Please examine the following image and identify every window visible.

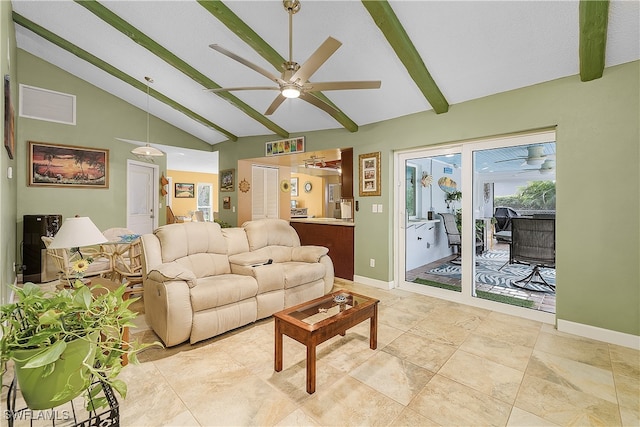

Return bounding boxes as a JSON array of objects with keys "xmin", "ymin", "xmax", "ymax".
[{"xmin": 197, "ymin": 183, "xmax": 213, "ymax": 221}]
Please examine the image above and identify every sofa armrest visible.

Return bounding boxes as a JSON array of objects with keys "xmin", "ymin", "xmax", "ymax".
[
  {"xmin": 291, "ymin": 246, "xmax": 329, "ymax": 263},
  {"xmin": 147, "ymin": 262, "xmax": 198, "ymax": 288},
  {"xmin": 228, "ymin": 251, "xmax": 271, "ymax": 267}
]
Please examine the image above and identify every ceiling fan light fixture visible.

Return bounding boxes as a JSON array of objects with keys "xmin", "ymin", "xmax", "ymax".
[
  {"xmin": 281, "ymin": 84, "xmax": 301, "ymax": 98},
  {"xmin": 525, "ymin": 157, "xmax": 545, "ymax": 166}
]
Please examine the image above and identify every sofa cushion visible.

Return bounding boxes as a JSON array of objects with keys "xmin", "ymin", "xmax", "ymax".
[
  {"xmin": 190, "ymin": 274, "xmax": 258, "ymax": 312},
  {"xmin": 243, "ymin": 219, "xmax": 300, "ymax": 251},
  {"xmin": 283, "ymin": 262, "xmax": 326, "ymax": 289},
  {"xmin": 222, "ymin": 227, "xmax": 250, "ymax": 255},
  {"xmin": 155, "ymin": 222, "xmax": 227, "ymax": 262},
  {"xmin": 175, "ymin": 253, "xmax": 231, "ymax": 278}
]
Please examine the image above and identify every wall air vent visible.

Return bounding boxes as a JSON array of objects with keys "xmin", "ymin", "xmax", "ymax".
[{"xmin": 19, "ymin": 84, "xmax": 76, "ymax": 125}]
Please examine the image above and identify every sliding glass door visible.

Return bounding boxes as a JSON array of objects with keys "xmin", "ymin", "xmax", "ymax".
[{"xmin": 397, "ymin": 131, "xmax": 556, "ymax": 319}]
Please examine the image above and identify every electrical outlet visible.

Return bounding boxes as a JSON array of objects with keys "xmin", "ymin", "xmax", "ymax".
[{"xmin": 369, "ymin": 258, "xmax": 375, "ymax": 267}]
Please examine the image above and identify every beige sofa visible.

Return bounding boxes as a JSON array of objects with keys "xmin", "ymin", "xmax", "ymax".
[{"xmin": 140, "ymin": 218, "xmax": 334, "ymax": 346}]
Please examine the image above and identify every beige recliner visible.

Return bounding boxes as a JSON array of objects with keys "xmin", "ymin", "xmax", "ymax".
[{"xmin": 140, "ymin": 219, "xmax": 333, "ymax": 347}]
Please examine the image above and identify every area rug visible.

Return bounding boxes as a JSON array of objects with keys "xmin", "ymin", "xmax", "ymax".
[{"xmin": 428, "ymin": 250, "xmax": 555, "ymax": 293}]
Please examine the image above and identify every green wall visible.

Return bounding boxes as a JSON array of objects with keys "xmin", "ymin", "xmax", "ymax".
[
  {"xmin": 217, "ymin": 61, "xmax": 639, "ymax": 337},
  {"xmin": 1, "ymin": 1, "xmax": 18, "ymax": 304},
  {"xmin": 14, "ymin": 51, "xmax": 213, "ymax": 274}
]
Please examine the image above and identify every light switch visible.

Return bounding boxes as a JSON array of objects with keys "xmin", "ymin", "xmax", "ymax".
[
  {"xmin": 377, "ymin": 204, "xmax": 383, "ymax": 213},
  {"xmin": 372, "ymin": 204, "xmax": 378, "ymax": 213}
]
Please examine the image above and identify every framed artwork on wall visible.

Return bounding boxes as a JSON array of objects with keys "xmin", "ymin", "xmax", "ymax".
[
  {"xmin": 28, "ymin": 141, "xmax": 109, "ymax": 188},
  {"xmin": 220, "ymin": 168, "xmax": 235, "ymax": 192},
  {"xmin": 265, "ymin": 136, "xmax": 305, "ymax": 156},
  {"xmin": 359, "ymin": 151, "xmax": 381, "ymax": 196},
  {"xmin": 175, "ymin": 182, "xmax": 195, "ymax": 198},
  {"xmin": 290, "ymin": 177, "xmax": 299, "ymax": 196}
]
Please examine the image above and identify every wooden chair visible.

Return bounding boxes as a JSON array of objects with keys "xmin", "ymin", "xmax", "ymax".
[
  {"xmin": 510, "ymin": 217, "xmax": 555, "ymax": 290},
  {"xmin": 112, "ymin": 238, "xmax": 143, "ymax": 296},
  {"xmin": 42, "ymin": 236, "xmax": 112, "ymax": 287},
  {"xmin": 166, "ymin": 206, "xmax": 177, "ymax": 224},
  {"xmin": 101, "ymin": 228, "xmax": 135, "ymax": 281}
]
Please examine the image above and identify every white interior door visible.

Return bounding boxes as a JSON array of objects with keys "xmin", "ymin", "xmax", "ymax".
[
  {"xmin": 251, "ymin": 165, "xmax": 279, "ymax": 220},
  {"xmin": 127, "ymin": 160, "xmax": 158, "ymax": 234}
]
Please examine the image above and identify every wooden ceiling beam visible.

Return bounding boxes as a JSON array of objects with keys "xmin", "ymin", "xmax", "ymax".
[
  {"xmin": 12, "ymin": 12, "xmax": 239, "ymax": 142},
  {"xmin": 579, "ymin": 0, "xmax": 609, "ymax": 82},
  {"xmin": 362, "ymin": 0, "xmax": 449, "ymax": 114},
  {"xmin": 197, "ymin": 0, "xmax": 359, "ymax": 133},
  {"xmin": 76, "ymin": 0, "xmax": 289, "ymax": 138}
]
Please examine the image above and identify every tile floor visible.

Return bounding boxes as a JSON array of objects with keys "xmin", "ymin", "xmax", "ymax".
[{"xmin": 3, "ymin": 279, "xmax": 639, "ymax": 426}]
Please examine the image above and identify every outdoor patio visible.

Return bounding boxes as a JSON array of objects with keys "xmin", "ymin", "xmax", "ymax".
[{"xmin": 406, "ymin": 243, "xmax": 556, "ymax": 314}]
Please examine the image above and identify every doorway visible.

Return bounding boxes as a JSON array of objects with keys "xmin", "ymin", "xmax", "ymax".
[
  {"xmin": 396, "ymin": 130, "xmax": 556, "ymax": 322},
  {"xmin": 127, "ymin": 160, "xmax": 159, "ymax": 235}
]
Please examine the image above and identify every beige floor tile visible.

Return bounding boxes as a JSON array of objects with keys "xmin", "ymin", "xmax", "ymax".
[
  {"xmin": 301, "ymin": 376, "xmax": 404, "ymax": 426},
  {"xmin": 315, "ymin": 333, "xmax": 378, "ymax": 373},
  {"xmin": 408, "ymin": 374, "xmax": 512, "ymax": 427},
  {"xmin": 389, "ymin": 296, "xmax": 439, "ymax": 318},
  {"xmin": 187, "ymin": 374, "xmax": 298, "ymax": 426},
  {"xmin": 266, "ymin": 358, "xmax": 345, "ymax": 404},
  {"xmin": 610, "ymin": 343, "xmax": 640, "ymax": 379},
  {"xmin": 526, "ymin": 350, "xmax": 617, "ymax": 404},
  {"xmin": 439, "ymin": 350, "xmax": 524, "ymax": 404},
  {"xmin": 378, "ymin": 304, "xmax": 424, "ymax": 331},
  {"xmin": 382, "ymin": 331, "xmax": 456, "ymax": 373},
  {"xmin": 535, "ymin": 331, "xmax": 612, "ymax": 370},
  {"xmin": 275, "ymin": 408, "xmax": 321, "ymax": 426},
  {"xmin": 459, "ymin": 333, "xmax": 533, "ymax": 372},
  {"xmin": 614, "ymin": 372, "xmax": 640, "ymax": 410},
  {"xmin": 348, "ymin": 319, "xmax": 405, "ymax": 349},
  {"xmin": 515, "ymin": 374, "xmax": 622, "ymax": 426},
  {"xmin": 349, "ymin": 351, "xmax": 434, "ymax": 405},
  {"xmin": 473, "ymin": 314, "xmax": 541, "ymax": 348},
  {"xmin": 620, "ymin": 405, "xmax": 640, "ymax": 427},
  {"xmin": 390, "ymin": 407, "xmax": 442, "ymax": 426},
  {"xmin": 118, "ymin": 362, "xmax": 200, "ymax": 426},
  {"xmin": 506, "ymin": 406, "xmax": 560, "ymax": 426},
  {"xmin": 409, "ymin": 316, "xmax": 477, "ymax": 347}
]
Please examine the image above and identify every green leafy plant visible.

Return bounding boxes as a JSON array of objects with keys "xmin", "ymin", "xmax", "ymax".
[{"xmin": 0, "ymin": 281, "xmax": 160, "ymax": 409}]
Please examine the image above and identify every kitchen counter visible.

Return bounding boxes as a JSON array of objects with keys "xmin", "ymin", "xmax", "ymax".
[
  {"xmin": 290, "ymin": 219, "xmax": 354, "ymax": 280},
  {"xmin": 290, "ymin": 218, "xmax": 355, "ymax": 227}
]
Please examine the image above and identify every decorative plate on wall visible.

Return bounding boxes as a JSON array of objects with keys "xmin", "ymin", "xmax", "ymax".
[
  {"xmin": 304, "ymin": 181, "xmax": 312, "ymax": 193},
  {"xmin": 239, "ymin": 179, "xmax": 250, "ymax": 193},
  {"xmin": 280, "ymin": 180, "xmax": 291, "ymax": 192}
]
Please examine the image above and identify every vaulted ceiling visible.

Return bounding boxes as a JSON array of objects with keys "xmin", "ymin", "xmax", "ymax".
[{"xmin": 11, "ymin": 0, "xmax": 640, "ymax": 150}]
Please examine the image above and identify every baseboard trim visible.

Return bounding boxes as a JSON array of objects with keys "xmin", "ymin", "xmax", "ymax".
[
  {"xmin": 557, "ymin": 319, "xmax": 640, "ymax": 349},
  {"xmin": 353, "ymin": 275, "xmax": 394, "ymax": 290}
]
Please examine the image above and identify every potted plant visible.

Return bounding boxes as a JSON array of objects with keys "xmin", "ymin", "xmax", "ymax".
[{"xmin": 0, "ymin": 278, "xmax": 157, "ymax": 410}]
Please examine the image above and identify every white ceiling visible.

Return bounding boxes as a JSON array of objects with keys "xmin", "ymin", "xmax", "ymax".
[{"xmin": 10, "ymin": 0, "xmax": 640, "ymax": 171}]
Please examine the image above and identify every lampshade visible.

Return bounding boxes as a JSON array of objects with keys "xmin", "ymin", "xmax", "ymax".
[
  {"xmin": 132, "ymin": 144, "xmax": 164, "ymax": 156},
  {"xmin": 48, "ymin": 217, "xmax": 107, "ymax": 249}
]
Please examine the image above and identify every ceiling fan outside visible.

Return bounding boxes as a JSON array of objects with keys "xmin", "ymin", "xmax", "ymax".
[
  {"xmin": 495, "ymin": 145, "xmax": 549, "ymax": 166},
  {"xmin": 518, "ymin": 158, "xmax": 556, "ymax": 174},
  {"xmin": 208, "ymin": 0, "xmax": 381, "ymax": 116}
]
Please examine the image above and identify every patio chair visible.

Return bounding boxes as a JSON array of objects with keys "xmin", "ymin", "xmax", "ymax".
[
  {"xmin": 439, "ymin": 213, "xmax": 463, "ymax": 264},
  {"xmin": 194, "ymin": 210, "xmax": 206, "ymax": 222},
  {"xmin": 510, "ymin": 217, "xmax": 555, "ymax": 291}
]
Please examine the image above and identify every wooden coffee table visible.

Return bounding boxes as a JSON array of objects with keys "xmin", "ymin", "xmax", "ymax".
[{"xmin": 273, "ymin": 290, "xmax": 379, "ymax": 394}]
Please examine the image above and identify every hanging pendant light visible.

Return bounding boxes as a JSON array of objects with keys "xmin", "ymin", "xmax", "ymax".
[{"xmin": 129, "ymin": 76, "xmax": 164, "ymax": 157}]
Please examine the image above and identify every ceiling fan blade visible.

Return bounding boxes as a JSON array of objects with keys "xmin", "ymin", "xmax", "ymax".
[
  {"xmin": 291, "ymin": 37, "xmax": 342, "ymax": 83},
  {"xmin": 206, "ymin": 86, "xmax": 280, "ymax": 93},
  {"xmin": 303, "ymin": 81, "xmax": 382, "ymax": 92},
  {"xmin": 264, "ymin": 94, "xmax": 287, "ymax": 116},
  {"xmin": 299, "ymin": 92, "xmax": 341, "ymax": 118},
  {"xmin": 494, "ymin": 157, "xmax": 527, "ymax": 163},
  {"xmin": 209, "ymin": 44, "xmax": 284, "ymax": 84}
]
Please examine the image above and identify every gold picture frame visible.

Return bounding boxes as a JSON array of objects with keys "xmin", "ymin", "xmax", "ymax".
[
  {"xmin": 359, "ymin": 151, "xmax": 381, "ymax": 197},
  {"xmin": 220, "ymin": 168, "xmax": 235, "ymax": 192},
  {"xmin": 28, "ymin": 141, "xmax": 109, "ymax": 188}
]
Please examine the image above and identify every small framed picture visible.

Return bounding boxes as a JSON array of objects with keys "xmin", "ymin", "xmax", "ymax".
[
  {"xmin": 223, "ymin": 196, "xmax": 231, "ymax": 209},
  {"xmin": 290, "ymin": 177, "xmax": 299, "ymax": 197},
  {"xmin": 359, "ymin": 151, "xmax": 381, "ymax": 197},
  {"xmin": 220, "ymin": 168, "xmax": 235, "ymax": 192},
  {"xmin": 175, "ymin": 182, "xmax": 194, "ymax": 198}
]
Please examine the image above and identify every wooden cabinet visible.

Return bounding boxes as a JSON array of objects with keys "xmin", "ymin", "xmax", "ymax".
[
  {"xmin": 290, "ymin": 221, "xmax": 354, "ymax": 280},
  {"xmin": 340, "ymin": 148, "xmax": 353, "ymax": 199}
]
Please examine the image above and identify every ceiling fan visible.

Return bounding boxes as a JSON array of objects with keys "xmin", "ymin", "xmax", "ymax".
[
  {"xmin": 519, "ymin": 158, "xmax": 556, "ymax": 174},
  {"xmin": 495, "ymin": 145, "xmax": 549, "ymax": 166},
  {"xmin": 207, "ymin": 0, "xmax": 381, "ymax": 116}
]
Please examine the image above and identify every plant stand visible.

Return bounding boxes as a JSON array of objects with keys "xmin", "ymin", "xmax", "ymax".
[{"xmin": 5, "ymin": 374, "xmax": 119, "ymax": 427}]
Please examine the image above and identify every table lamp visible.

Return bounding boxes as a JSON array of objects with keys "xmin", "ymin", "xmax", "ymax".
[{"xmin": 48, "ymin": 216, "xmax": 107, "ymax": 257}]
